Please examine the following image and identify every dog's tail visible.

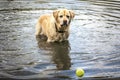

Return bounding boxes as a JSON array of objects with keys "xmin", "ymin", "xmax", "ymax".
[{"xmin": 35, "ymin": 20, "xmax": 42, "ymax": 36}]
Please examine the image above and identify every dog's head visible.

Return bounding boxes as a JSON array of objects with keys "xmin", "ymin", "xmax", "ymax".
[{"xmin": 53, "ymin": 9, "xmax": 75, "ymax": 27}]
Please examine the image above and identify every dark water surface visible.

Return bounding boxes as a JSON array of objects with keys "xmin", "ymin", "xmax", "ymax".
[{"xmin": 0, "ymin": 0, "xmax": 120, "ymax": 80}]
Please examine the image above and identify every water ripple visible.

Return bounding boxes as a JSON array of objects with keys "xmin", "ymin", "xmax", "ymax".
[{"xmin": 0, "ymin": 0, "xmax": 120, "ymax": 79}]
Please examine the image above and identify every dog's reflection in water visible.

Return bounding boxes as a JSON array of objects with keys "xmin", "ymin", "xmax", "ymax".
[{"xmin": 36, "ymin": 36, "xmax": 71, "ymax": 70}]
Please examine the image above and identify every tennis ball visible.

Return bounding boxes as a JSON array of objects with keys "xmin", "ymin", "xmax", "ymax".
[{"xmin": 76, "ymin": 68, "xmax": 84, "ymax": 77}]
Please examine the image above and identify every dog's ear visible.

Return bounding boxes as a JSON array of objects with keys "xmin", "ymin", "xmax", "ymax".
[
  {"xmin": 53, "ymin": 10, "xmax": 59, "ymax": 20},
  {"xmin": 69, "ymin": 10, "xmax": 75, "ymax": 19}
]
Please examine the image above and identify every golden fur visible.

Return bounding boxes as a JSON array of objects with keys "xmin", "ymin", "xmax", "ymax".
[{"xmin": 35, "ymin": 9, "xmax": 75, "ymax": 42}]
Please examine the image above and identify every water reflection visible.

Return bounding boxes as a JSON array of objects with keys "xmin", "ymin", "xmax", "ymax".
[
  {"xmin": 0, "ymin": 0, "xmax": 120, "ymax": 79},
  {"xmin": 36, "ymin": 36, "xmax": 71, "ymax": 70}
]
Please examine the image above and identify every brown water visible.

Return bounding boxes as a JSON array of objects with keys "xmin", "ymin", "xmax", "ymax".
[{"xmin": 0, "ymin": 0, "xmax": 120, "ymax": 80}]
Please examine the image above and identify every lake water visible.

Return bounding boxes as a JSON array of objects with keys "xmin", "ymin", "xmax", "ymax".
[{"xmin": 0, "ymin": 0, "xmax": 120, "ymax": 80}]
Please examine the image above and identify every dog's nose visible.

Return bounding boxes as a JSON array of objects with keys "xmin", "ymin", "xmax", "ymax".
[{"xmin": 63, "ymin": 20, "xmax": 67, "ymax": 25}]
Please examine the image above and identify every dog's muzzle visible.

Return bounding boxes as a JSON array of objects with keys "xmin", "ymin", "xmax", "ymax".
[{"xmin": 61, "ymin": 20, "xmax": 68, "ymax": 27}]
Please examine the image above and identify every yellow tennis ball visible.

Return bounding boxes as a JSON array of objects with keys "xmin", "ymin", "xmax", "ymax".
[{"xmin": 76, "ymin": 68, "xmax": 84, "ymax": 77}]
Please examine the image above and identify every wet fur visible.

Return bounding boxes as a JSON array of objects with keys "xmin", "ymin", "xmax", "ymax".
[{"xmin": 35, "ymin": 9, "xmax": 75, "ymax": 42}]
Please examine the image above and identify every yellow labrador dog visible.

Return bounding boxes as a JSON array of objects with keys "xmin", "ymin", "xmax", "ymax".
[{"xmin": 35, "ymin": 9, "xmax": 75, "ymax": 42}]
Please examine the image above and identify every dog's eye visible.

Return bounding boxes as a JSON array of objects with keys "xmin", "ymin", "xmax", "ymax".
[
  {"xmin": 60, "ymin": 15, "xmax": 63, "ymax": 18},
  {"xmin": 66, "ymin": 15, "xmax": 70, "ymax": 18}
]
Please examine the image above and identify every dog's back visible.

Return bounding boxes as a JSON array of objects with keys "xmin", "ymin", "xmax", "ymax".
[{"xmin": 35, "ymin": 9, "xmax": 75, "ymax": 42}]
